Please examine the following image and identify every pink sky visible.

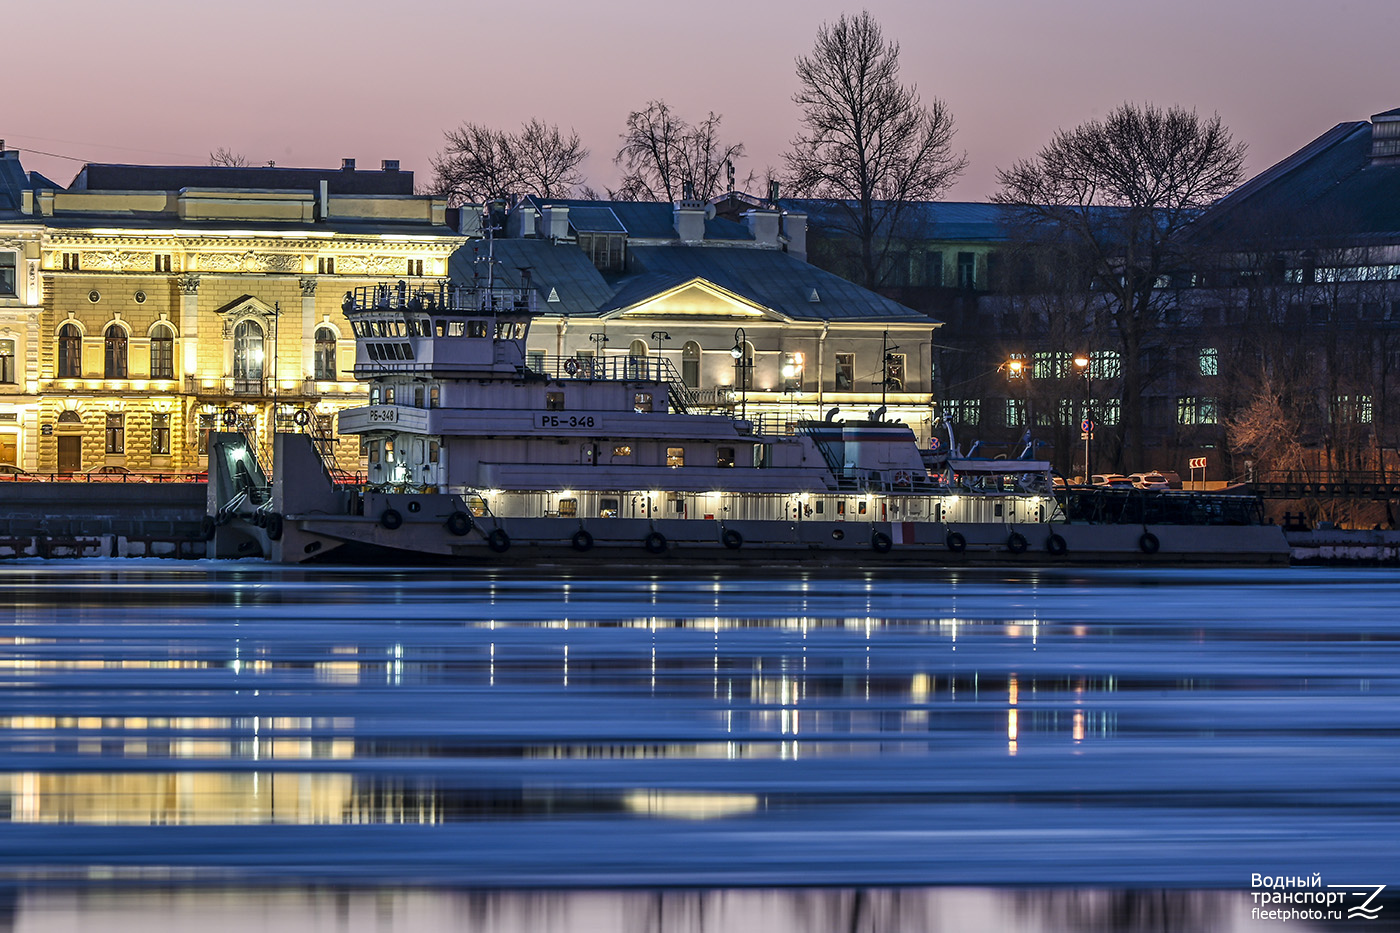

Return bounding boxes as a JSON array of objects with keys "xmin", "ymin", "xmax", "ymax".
[{"xmin": 11, "ymin": 0, "xmax": 1400, "ymax": 201}]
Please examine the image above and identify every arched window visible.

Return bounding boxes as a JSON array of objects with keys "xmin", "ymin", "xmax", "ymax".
[
  {"xmin": 149, "ymin": 323, "xmax": 175, "ymax": 380},
  {"xmin": 58, "ymin": 323, "xmax": 82, "ymax": 378},
  {"xmin": 233, "ymin": 319, "xmax": 265, "ymax": 391},
  {"xmin": 314, "ymin": 326, "xmax": 337, "ymax": 380},
  {"xmin": 57, "ymin": 409, "xmax": 81, "ymax": 424},
  {"xmin": 626, "ymin": 338, "xmax": 648, "ymax": 379},
  {"xmin": 682, "ymin": 341, "xmax": 701, "ymax": 388},
  {"xmin": 104, "ymin": 323, "xmax": 128, "ymax": 379}
]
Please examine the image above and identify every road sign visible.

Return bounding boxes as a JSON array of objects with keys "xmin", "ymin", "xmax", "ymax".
[
  {"xmin": 1189, "ymin": 456, "xmax": 1207, "ymax": 469},
  {"xmin": 929, "ymin": 437, "xmax": 941, "ymax": 450},
  {"xmin": 1080, "ymin": 417, "xmax": 1096, "ymax": 433},
  {"xmin": 1080, "ymin": 432, "xmax": 1094, "ymax": 441}
]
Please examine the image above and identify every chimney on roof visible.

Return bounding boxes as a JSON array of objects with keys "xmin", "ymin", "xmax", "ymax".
[
  {"xmin": 540, "ymin": 204, "xmax": 570, "ymax": 240},
  {"xmin": 381, "ymin": 159, "xmax": 400, "ymax": 172},
  {"xmin": 741, "ymin": 208, "xmax": 780, "ymax": 248},
  {"xmin": 341, "ymin": 158, "xmax": 356, "ymax": 171},
  {"xmin": 674, "ymin": 187, "xmax": 705, "ymax": 244},
  {"xmin": 1371, "ymin": 109, "xmax": 1400, "ymax": 164}
]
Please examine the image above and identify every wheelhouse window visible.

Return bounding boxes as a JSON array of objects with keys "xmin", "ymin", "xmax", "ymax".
[
  {"xmin": 314, "ymin": 326, "xmax": 337, "ymax": 380},
  {"xmin": 232, "ymin": 319, "xmax": 265, "ymax": 390},
  {"xmin": 633, "ymin": 393, "xmax": 653, "ymax": 413},
  {"xmin": 58, "ymin": 323, "xmax": 82, "ymax": 378},
  {"xmin": 546, "ymin": 391, "xmax": 565, "ymax": 411},
  {"xmin": 104, "ymin": 324, "xmax": 128, "ymax": 379},
  {"xmin": 666, "ymin": 447, "xmax": 684, "ymax": 468},
  {"xmin": 716, "ymin": 446, "xmax": 735, "ymax": 468},
  {"xmin": 149, "ymin": 324, "xmax": 175, "ymax": 379}
]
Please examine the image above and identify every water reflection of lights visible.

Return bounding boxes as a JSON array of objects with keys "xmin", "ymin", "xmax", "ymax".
[{"xmin": 623, "ymin": 789, "xmax": 759, "ymax": 820}]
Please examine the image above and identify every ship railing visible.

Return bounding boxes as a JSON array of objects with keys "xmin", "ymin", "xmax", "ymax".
[
  {"xmin": 525, "ymin": 354, "xmax": 686, "ymax": 390},
  {"xmin": 343, "ymin": 282, "xmax": 537, "ymax": 316}
]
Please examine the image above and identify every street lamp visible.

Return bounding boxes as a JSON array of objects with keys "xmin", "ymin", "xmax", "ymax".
[
  {"xmin": 588, "ymin": 332, "xmax": 608, "ymax": 377},
  {"xmin": 1074, "ymin": 354, "xmax": 1092, "ymax": 480},
  {"xmin": 730, "ymin": 327, "xmax": 749, "ymax": 421},
  {"xmin": 1005, "ymin": 357, "xmax": 1031, "ymax": 438}
]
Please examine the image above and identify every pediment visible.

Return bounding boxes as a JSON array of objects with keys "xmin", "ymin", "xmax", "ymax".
[
  {"xmin": 213, "ymin": 294, "xmax": 278, "ymax": 318},
  {"xmin": 606, "ymin": 277, "xmax": 789, "ymax": 321}
]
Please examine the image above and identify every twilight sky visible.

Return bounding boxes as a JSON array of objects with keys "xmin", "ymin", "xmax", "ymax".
[{"xmin": 10, "ymin": 0, "xmax": 1400, "ymax": 201}]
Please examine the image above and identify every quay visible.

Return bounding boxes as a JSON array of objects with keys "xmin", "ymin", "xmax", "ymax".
[{"xmin": 0, "ymin": 481, "xmax": 207, "ymax": 558}]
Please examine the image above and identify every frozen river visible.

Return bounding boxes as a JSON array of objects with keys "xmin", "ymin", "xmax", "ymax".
[{"xmin": 0, "ymin": 562, "xmax": 1396, "ymax": 930}]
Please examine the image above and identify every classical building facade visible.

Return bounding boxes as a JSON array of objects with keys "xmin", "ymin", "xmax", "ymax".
[
  {"xmin": 0, "ymin": 158, "xmax": 461, "ymax": 474},
  {"xmin": 0, "ymin": 148, "xmax": 45, "ymax": 467},
  {"xmin": 461, "ymin": 196, "xmax": 940, "ymax": 442}
]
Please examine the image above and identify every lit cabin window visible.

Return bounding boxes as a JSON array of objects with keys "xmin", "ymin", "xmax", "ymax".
[
  {"xmin": 369, "ymin": 385, "xmax": 381, "ymax": 404},
  {"xmin": 428, "ymin": 440, "xmax": 440, "ymax": 463},
  {"xmin": 666, "ymin": 447, "xmax": 684, "ymax": 468},
  {"xmin": 600, "ymin": 497, "xmax": 619, "ymax": 518},
  {"xmin": 668, "ymin": 494, "xmax": 685, "ymax": 514},
  {"xmin": 384, "ymin": 386, "xmax": 395, "ymax": 405},
  {"xmin": 447, "ymin": 321, "xmax": 465, "ymax": 337},
  {"xmin": 612, "ymin": 445, "xmax": 632, "ymax": 457},
  {"xmin": 558, "ymin": 498, "xmax": 578, "ymax": 518},
  {"xmin": 384, "ymin": 439, "xmax": 395, "ymax": 462},
  {"xmin": 858, "ymin": 501, "xmax": 868, "ymax": 514},
  {"xmin": 467, "ymin": 495, "xmax": 487, "ymax": 516},
  {"xmin": 634, "ymin": 393, "xmax": 653, "ymax": 413},
  {"xmin": 716, "ymin": 446, "xmax": 735, "ymax": 468},
  {"xmin": 546, "ymin": 392, "xmax": 565, "ymax": 411},
  {"xmin": 429, "ymin": 386, "xmax": 440, "ymax": 408},
  {"xmin": 468, "ymin": 321, "xmax": 488, "ymax": 338}
]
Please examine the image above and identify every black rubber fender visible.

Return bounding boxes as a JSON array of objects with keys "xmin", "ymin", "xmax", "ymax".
[
  {"xmin": 488, "ymin": 528, "xmax": 511, "ymax": 553},
  {"xmin": 445, "ymin": 511, "xmax": 473, "ymax": 536},
  {"xmin": 1139, "ymin": 531, "xmax": 1161, "ymax": 554},
  {"xmin": 1007, "ymin": 531, "xmax": 1028, "ymax": 554},
  {"xmin": 871, "ymin": 530, "xmax": 893, "ymax": 553},
  {"xmin": 721, "ymin": 528, "xmax": 743, "ymax": 550},
  {"xmin": 265, "ymin": 513, "xmax": 284, "ymax": 541},
  {"xmin": 1045, "ymin": 532, "xmax": 1067, "ymax": 556},
  {"xmin": 380, "ymin": 508, "xmax": 403, "ymax": 530},
  {"xmin": 571, "ymin": 528, "xmax": 594, "ymax": 552},
  {"xmin": 946, "ymin": 531, "xmax": 967, "ymax": 553},
  {"xmin": 644, "ymin": 531, "xmax": 667, "ymax": 554}
]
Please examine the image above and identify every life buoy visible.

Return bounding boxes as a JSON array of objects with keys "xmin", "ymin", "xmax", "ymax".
[
  {"xmin": 644, "ymin": 531, "xmax": 667, "ymax": 554},
  {"xmin": 380, "ymin": 508, "xmax": 403, "ymax": 530},
  {"xmin": 293, "ymin": 409, "xmax": 311, "ymax": 427},
  {"xmin": 1045, "ymin": 533, "xmax": 1067, "ymax": 556},
  {"xmin": 571, "ymin": 529, "xmax": 594, "ymax": 551},
  {"xmin": 946, "ymin": 531, "xmax": 967, "ymax": 553},
  {"xmin": 1007, "ymin": 531, "xmax": 1028, "ymax": 554},
  {"xmin": 1139, "ymin": 531, "xmax": 1160, "ymax": 554},
  {"xmin": 199, "ymin": 516, "xmax": 216, "ymax": 541},
  {"xmin": 564, "ymin": 358, "xmax": 579, "ymax": 376},
  {"xmin": 488, "ymin": 528, "xmax": 511, "ymax": 552},
  {"xmin": 871, "ymin": 530, "xmax": 893, "ymax": 553},
  {"xmin": 266, "ymin": 513, "xmax": 284, "ymax": 541},
  {"xmin": 446, "ymin": 511, "xmax": 473, "ymax": 536},
  {"xmin": 721, "ymin": 528, "xmax": 743, "ymax": 550}
]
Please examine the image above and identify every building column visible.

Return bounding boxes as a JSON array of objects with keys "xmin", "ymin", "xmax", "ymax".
[
  {"xmin": 299, "ymin": 276, "xmax": 317, "ymax": 381},
  {"xmin": 178, "ymin": 274, "xmax": 199, "ymax": 378}
]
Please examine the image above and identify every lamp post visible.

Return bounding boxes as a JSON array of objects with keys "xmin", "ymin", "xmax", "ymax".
[
  {"xmin": 1074, "ymin": 354, "xmax": 1092, "ymax": 481},
  {"xmin": 730, "ymin": 327, "xmax": 749, "ymax": 421},
  {"xmin": 588, "ymin": 332, "xmax": 608, "ymax": 377},
  {"xmin": 1006, "ymin": 357, "xmax": 1031, "ymax": 437}
]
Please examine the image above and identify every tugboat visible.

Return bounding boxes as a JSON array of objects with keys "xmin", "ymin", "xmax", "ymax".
[{"xmin": 204, "ymin": 279, "xmax": 1289, "ymax": 564}]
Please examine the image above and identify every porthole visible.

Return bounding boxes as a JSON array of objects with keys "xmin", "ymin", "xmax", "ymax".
[
  {"xmin": 134, "ymin": 291, "xmax": 146, "ymax": 304},
  {"xmin": 88, "ymin": 290, "xmax": 101, "ymax": 303}
]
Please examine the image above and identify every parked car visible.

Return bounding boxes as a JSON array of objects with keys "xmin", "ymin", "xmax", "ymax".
[
  {"xmin": 1091, "ymin": 473, "xmax": 1134, "ymax": 488},
  {"xmin": 84, "ymin": 465, "xmax": 147, "ymax": 482},
  {"xmin": 0, "ymin": 463, "xmax": 37, "ymax": 481},
  {"xmin": 1129, "ymin": 471, "xmax": 1170, "ymax": 490}
]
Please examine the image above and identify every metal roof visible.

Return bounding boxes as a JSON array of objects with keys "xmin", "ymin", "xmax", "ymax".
[
  {"xmin": 779, "ymin": 198, "xmax": 1010, "ymax": 242},
  {"xmin": 1197, "ymin": 121, "xmax": 1400, "ymax": 245},
  {"xmin": 566, "ymin": 206, "xmax": 626, "ymax": 234},
  {"xmin": 68, "ymin": 163, "xmax": 415, "ymax": 195},
  {"xmin": 450, "ymin": 238, "xmax": 931, "ymax": 325},
  {"xmin": 522, "ymin": 196, "xmax": 753, "ymax": 241}
]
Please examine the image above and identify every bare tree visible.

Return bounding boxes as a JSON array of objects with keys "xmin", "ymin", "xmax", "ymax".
[
  {"xmin": 430, "ymin": 120, "xmax": 588, "ymax": 206},
  {"xmin": 613, "ymin": 101, "xmax": 748, "ymax": 202},
  {"xmin": 994, "ymin": 103, "xmax": 1246, "ymax": 468},
  {"xmin": 785, "ymin": 11, "xmax": 967, "ymax": 289},
  {"xmin": 209, "ymin": 147, "xmax": 248, "ymax": 167}
]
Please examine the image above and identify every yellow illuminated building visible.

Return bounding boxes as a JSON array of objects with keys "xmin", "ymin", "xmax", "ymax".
[{"xmin": 3, "ymin": 157, "xmax": 463, "ymax": 474}]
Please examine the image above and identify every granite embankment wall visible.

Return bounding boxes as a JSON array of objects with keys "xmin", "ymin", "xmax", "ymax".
[
  {"xmin": 1286, "ymin": 529, "xmax": 1400, "ymax": 564},
  {"xmin": 0, "ymin": 483, "xmax": 208, "ymax": 558}
]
